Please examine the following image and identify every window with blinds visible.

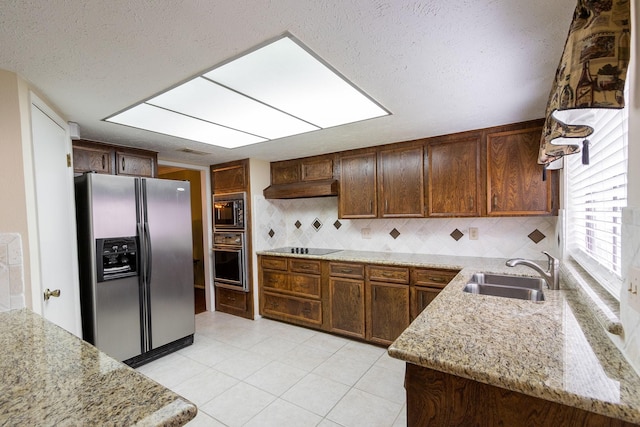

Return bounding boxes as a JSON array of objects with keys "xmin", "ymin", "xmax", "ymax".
[{"xmin": 566, "ymin": 105, "xmax": 628, "ymax": 299}]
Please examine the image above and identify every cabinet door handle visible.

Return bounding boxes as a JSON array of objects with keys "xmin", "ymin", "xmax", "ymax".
[
  {"xmin": 428, "ymin": 276, "xmax": 446, "ymax": 283},
  {"xmin": 102, "ymin": 154, "xmax": 106, "ymax": 170},
  {"xmin": 227, "ymin": 296, "xmax": 236, "ymax": 302},
  {"xmin": 468, "ymin": 196, "xmax": 474, "ymax": 211},
  {"xmin": 340, "ymin": 268, "xmax": 353, "ymax": 274},
  {"xmin": 492, "ymin": 194, "xmax": 498, "ymax": 209},
  {"xmin": 385, "ymin": 199, "xmax": 388, "ymax": 213},
  {"xmin": 369, "ymin": 200, "xmax": 373, "ymax": 214},
  {"xmin": 121, "ymin": 157, "xmax": 125, "ymax": 171}
]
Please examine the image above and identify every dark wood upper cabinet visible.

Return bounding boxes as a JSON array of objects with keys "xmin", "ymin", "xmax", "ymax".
[
  {"xmin": 339, "ymin": 152, "xmax": 377, "ymax": 218},
  {"xmin": 116, "ymin": 151, "xmax": 155, "ymax": 177},
  {"xmin": 301, "ymin": 156, "xmax": 334, "ymax": 181},
  {"xmin": 72, "ymin": 140, "xmax": 157, "ymax": 177},
  {"xmin": 378, "ymin": 146, "xmax": 424, "ymax": 217},
  {"xmin": 212, "ymin": 160, "xmax": 248, "ymax": 194},
  {"xmin": 271, "ymin": 160, "xmax": 300, "ymax": 185},
  {"xmin": 73, "ymin": 142, "xmax": 113, "ymax": 175},
  {"xmin": 486, "ymin": 126, "xmax": 554, "ymax": 216},
  {"xmin": 266, "ymin": 118, "xmax": 557, "ymax": 218},
  {"xmin": 426, "ymin": 136, "xmax": 481, "ymax": 217}
]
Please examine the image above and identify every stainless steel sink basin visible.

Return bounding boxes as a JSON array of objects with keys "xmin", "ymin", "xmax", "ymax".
[{"xmin": 463, "ymin": 272, "xmax": 545, "ymax": 301}]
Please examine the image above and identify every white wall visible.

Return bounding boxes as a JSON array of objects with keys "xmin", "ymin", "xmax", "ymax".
[{"xmin": 0, "ymin": 70, "xmax": 33, "ymax": 307}]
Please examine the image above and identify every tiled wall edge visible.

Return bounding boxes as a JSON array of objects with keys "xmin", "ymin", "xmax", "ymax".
[{"xmin": 0, "ymin": 233, "xmax": 25, "ymax": 311}]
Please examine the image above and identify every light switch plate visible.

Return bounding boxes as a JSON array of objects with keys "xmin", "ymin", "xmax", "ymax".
[{"xmin": 361, "ymin": 228, "xmax": 371, "ymax": 239}]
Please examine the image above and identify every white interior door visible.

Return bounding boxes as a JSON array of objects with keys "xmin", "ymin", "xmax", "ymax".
[{"xmin": 30, "ymin": 96, "xmax": 82, "ymax": 337}]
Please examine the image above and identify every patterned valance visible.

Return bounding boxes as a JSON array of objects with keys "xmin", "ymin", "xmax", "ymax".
[{"xmin": 539, "ymin": 0, "xmax": 631, "ymax": 165}]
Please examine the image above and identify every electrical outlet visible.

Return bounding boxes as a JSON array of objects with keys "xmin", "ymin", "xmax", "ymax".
[
  {"xmin": 629, "ymin": 266, "xmax": 640, "ymax": 313},
  {"xmin": 361, "ymin": 228, "xmax": 371, "ymax": 239},
  {"xmin": 469, "ymin": 227, "xmax": 479, "ymax": 240}
]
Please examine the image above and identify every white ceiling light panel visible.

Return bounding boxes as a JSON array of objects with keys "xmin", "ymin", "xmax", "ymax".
[
  {"xmin": 147, "ymin": 77, "xmax": 319, "ymax": 139},
  {"xmin": 105, "ymin": 35, "xmax": 389, "ymax": 149},
  {"xmin": 205, "ymin": 37, "xmax": 389, "ymax": 128},
  {"xmin": 107, "ymin": 103, "xmax": 266, "ymax": 148}
]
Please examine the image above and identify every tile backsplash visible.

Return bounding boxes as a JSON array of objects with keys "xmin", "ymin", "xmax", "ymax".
[
  {"xmin": 254, "ymin": 196, "xmax": 557, "ymax": 261},
  {"xmin": 0, "ymin": 233, "xmax": 25, "ymax": 311}
]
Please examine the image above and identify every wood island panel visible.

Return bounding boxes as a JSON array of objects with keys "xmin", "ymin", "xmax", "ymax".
[{"xmin": 405, "ymin": 363, "xmax": 637, "ymax": 427}]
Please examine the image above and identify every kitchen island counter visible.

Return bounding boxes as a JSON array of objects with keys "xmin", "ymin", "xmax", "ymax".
[
  {"xmin": 0, "ymin": 309, "xmax": 196, "ymax": 426},
  {"xmin": 258, "ymin": 248, "xmax": 640, "ymax": 423},
  {"xmin": 385, "ymin": 259, "xmax": 640, "ymax": 425}
]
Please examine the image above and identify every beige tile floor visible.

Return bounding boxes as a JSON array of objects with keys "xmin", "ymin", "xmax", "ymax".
[{"xmin": 136, "ymin": 311, "xmax": 407, "ymax": 427}]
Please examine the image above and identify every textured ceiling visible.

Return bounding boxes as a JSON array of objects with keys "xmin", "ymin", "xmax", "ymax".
[{"xmin": 0, "ymin": 0, "xmax": 575, "ymax": 166}]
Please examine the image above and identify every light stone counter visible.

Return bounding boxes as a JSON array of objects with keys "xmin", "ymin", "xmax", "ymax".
[
  {"xmin": 259, "ymin": 249, "xmax": 640, "ymax": 424},
  {"xmin": 0, "ymin": 309, "xmax": 197, "ymax": 426}
]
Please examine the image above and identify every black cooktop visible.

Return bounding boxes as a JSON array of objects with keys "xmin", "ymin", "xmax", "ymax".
[{"xmin": 268, "ymin": 247, "xmax": 342, "ymax": 256}]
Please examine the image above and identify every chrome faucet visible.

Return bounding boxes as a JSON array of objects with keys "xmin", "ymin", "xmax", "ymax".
[{"xmin": 506, "ymin": 251, "xmax": 560, "ymax": 290}]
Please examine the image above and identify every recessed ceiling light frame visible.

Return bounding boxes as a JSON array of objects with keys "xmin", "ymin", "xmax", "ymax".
[{"xmin": 105, "ymin": 33, "xmax": 390, "ymax": 149}]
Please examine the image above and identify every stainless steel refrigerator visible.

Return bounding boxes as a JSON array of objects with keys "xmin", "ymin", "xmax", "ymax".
[{"xmin": 74, "ymin": 173, "xmax": 195, "ymax": 367}]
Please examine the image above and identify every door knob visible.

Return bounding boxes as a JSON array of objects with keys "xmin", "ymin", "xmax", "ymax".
[{"xmin": 44, "ymin": 288, "xmax": 61, "ymax": 301}]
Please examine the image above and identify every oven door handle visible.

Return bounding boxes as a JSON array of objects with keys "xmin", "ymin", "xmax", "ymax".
[{"xmin": 213, "ymin": 245, "xmax": 242, "ymax": 251}]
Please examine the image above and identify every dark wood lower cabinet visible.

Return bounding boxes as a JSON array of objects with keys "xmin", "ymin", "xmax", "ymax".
[
  {"xmin": 215, "ymin": 286, "xmax": 252, "ymax": 319},
  {"xmin": 366, "ymin": 281, "xmax": 410, "ymax": 345},
  {"xmin": 405, "ymin": 363, "xmax": 636, "ymax": 427},
  {"xmin": 263, "ymin": 291, "xmax": 322, "ymax": 326},
  {"xmin": 410, "ymin": 286, "xmax": 440, "ymax": 321},
  {"xmin": 329, "ymin": 277, "xmax": 365, "ymax": 339}
]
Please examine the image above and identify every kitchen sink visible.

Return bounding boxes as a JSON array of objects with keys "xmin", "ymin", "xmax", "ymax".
[{"xmin": 463, "ymin": 272, "xmax": 545, "ymax": 302}]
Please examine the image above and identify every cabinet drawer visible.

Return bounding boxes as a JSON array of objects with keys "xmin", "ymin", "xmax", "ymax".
[
  {"xmin": 216, "ymin": 287, "xmax": 248, "ymax": 311},
  {"xmin": 411, "ymin": 268, "xmax": 459, "ymax": 288},
  {"xmin": 290, "ymin": 273, "xmax": 321, "ymax": 298},
  {"xmin": 261, "ymin": 256, "xmax": 288, "ymax": 271},
  {"xmin": 290, "ymin": 259, "xmax": 321, "ymax": 274},
  {"xmin": 263, "ymin": 292, "xmax": 322, "ymax": 325},
  {"xmin": 329, "ymin": 262, "xmax": 365, "ymax": 279},
  {"xmin": 367, "ymin": 265, "xmax": 409, "ymax": 284},
  {"xmin": 262, "ymin": 271, "xmax": 288, "ymax": 292}
]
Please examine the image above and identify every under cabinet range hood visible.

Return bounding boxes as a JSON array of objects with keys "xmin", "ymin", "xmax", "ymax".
[{"xmin": 263, "ymin": 179, "xmax": 339, "ymax": 199}]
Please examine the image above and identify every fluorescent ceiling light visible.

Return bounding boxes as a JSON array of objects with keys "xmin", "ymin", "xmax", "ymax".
[{"xmin": 106, "ymin": 34, "xmax": 389, "ymax": 149}]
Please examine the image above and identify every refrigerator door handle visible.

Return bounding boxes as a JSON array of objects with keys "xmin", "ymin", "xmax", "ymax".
[{"xmin": 144, "ymin": 221, "xmax": 152, "ymax": 283}]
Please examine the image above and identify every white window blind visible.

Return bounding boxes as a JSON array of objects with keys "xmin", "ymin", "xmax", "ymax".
[{"xmin": 567, "ymin": 105, "xmax": 628, "ymax": 299}]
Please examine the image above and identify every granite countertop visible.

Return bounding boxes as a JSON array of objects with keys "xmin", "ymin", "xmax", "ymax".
[
  {"xmin": 258, "ymin": 248, "xmax": 640, "ymax": 424},
  {"xmin": 0, "ymin": 309, "xmax": 197, "ymax": 426}
]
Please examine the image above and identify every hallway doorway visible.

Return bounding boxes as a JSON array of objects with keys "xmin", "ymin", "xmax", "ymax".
[{"xmin": 158, "ymin": 165, "xmax": 208, "ymax": 314}]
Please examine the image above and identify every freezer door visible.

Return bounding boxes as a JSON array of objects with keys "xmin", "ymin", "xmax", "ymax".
[
  {"xmin": 88, "ymin": 174, "xmax": 139, "ymax": 238},
  {"xmin": 76, "ymin": 174, "xmax": 142, "ymax": 361},
  {"xmin": 143, "ymin": 178, "xmax": 195, "ymax": 349},
  {"xmin": 94, "ymin": 275, "xmax": 142, "ymax": 361}
]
